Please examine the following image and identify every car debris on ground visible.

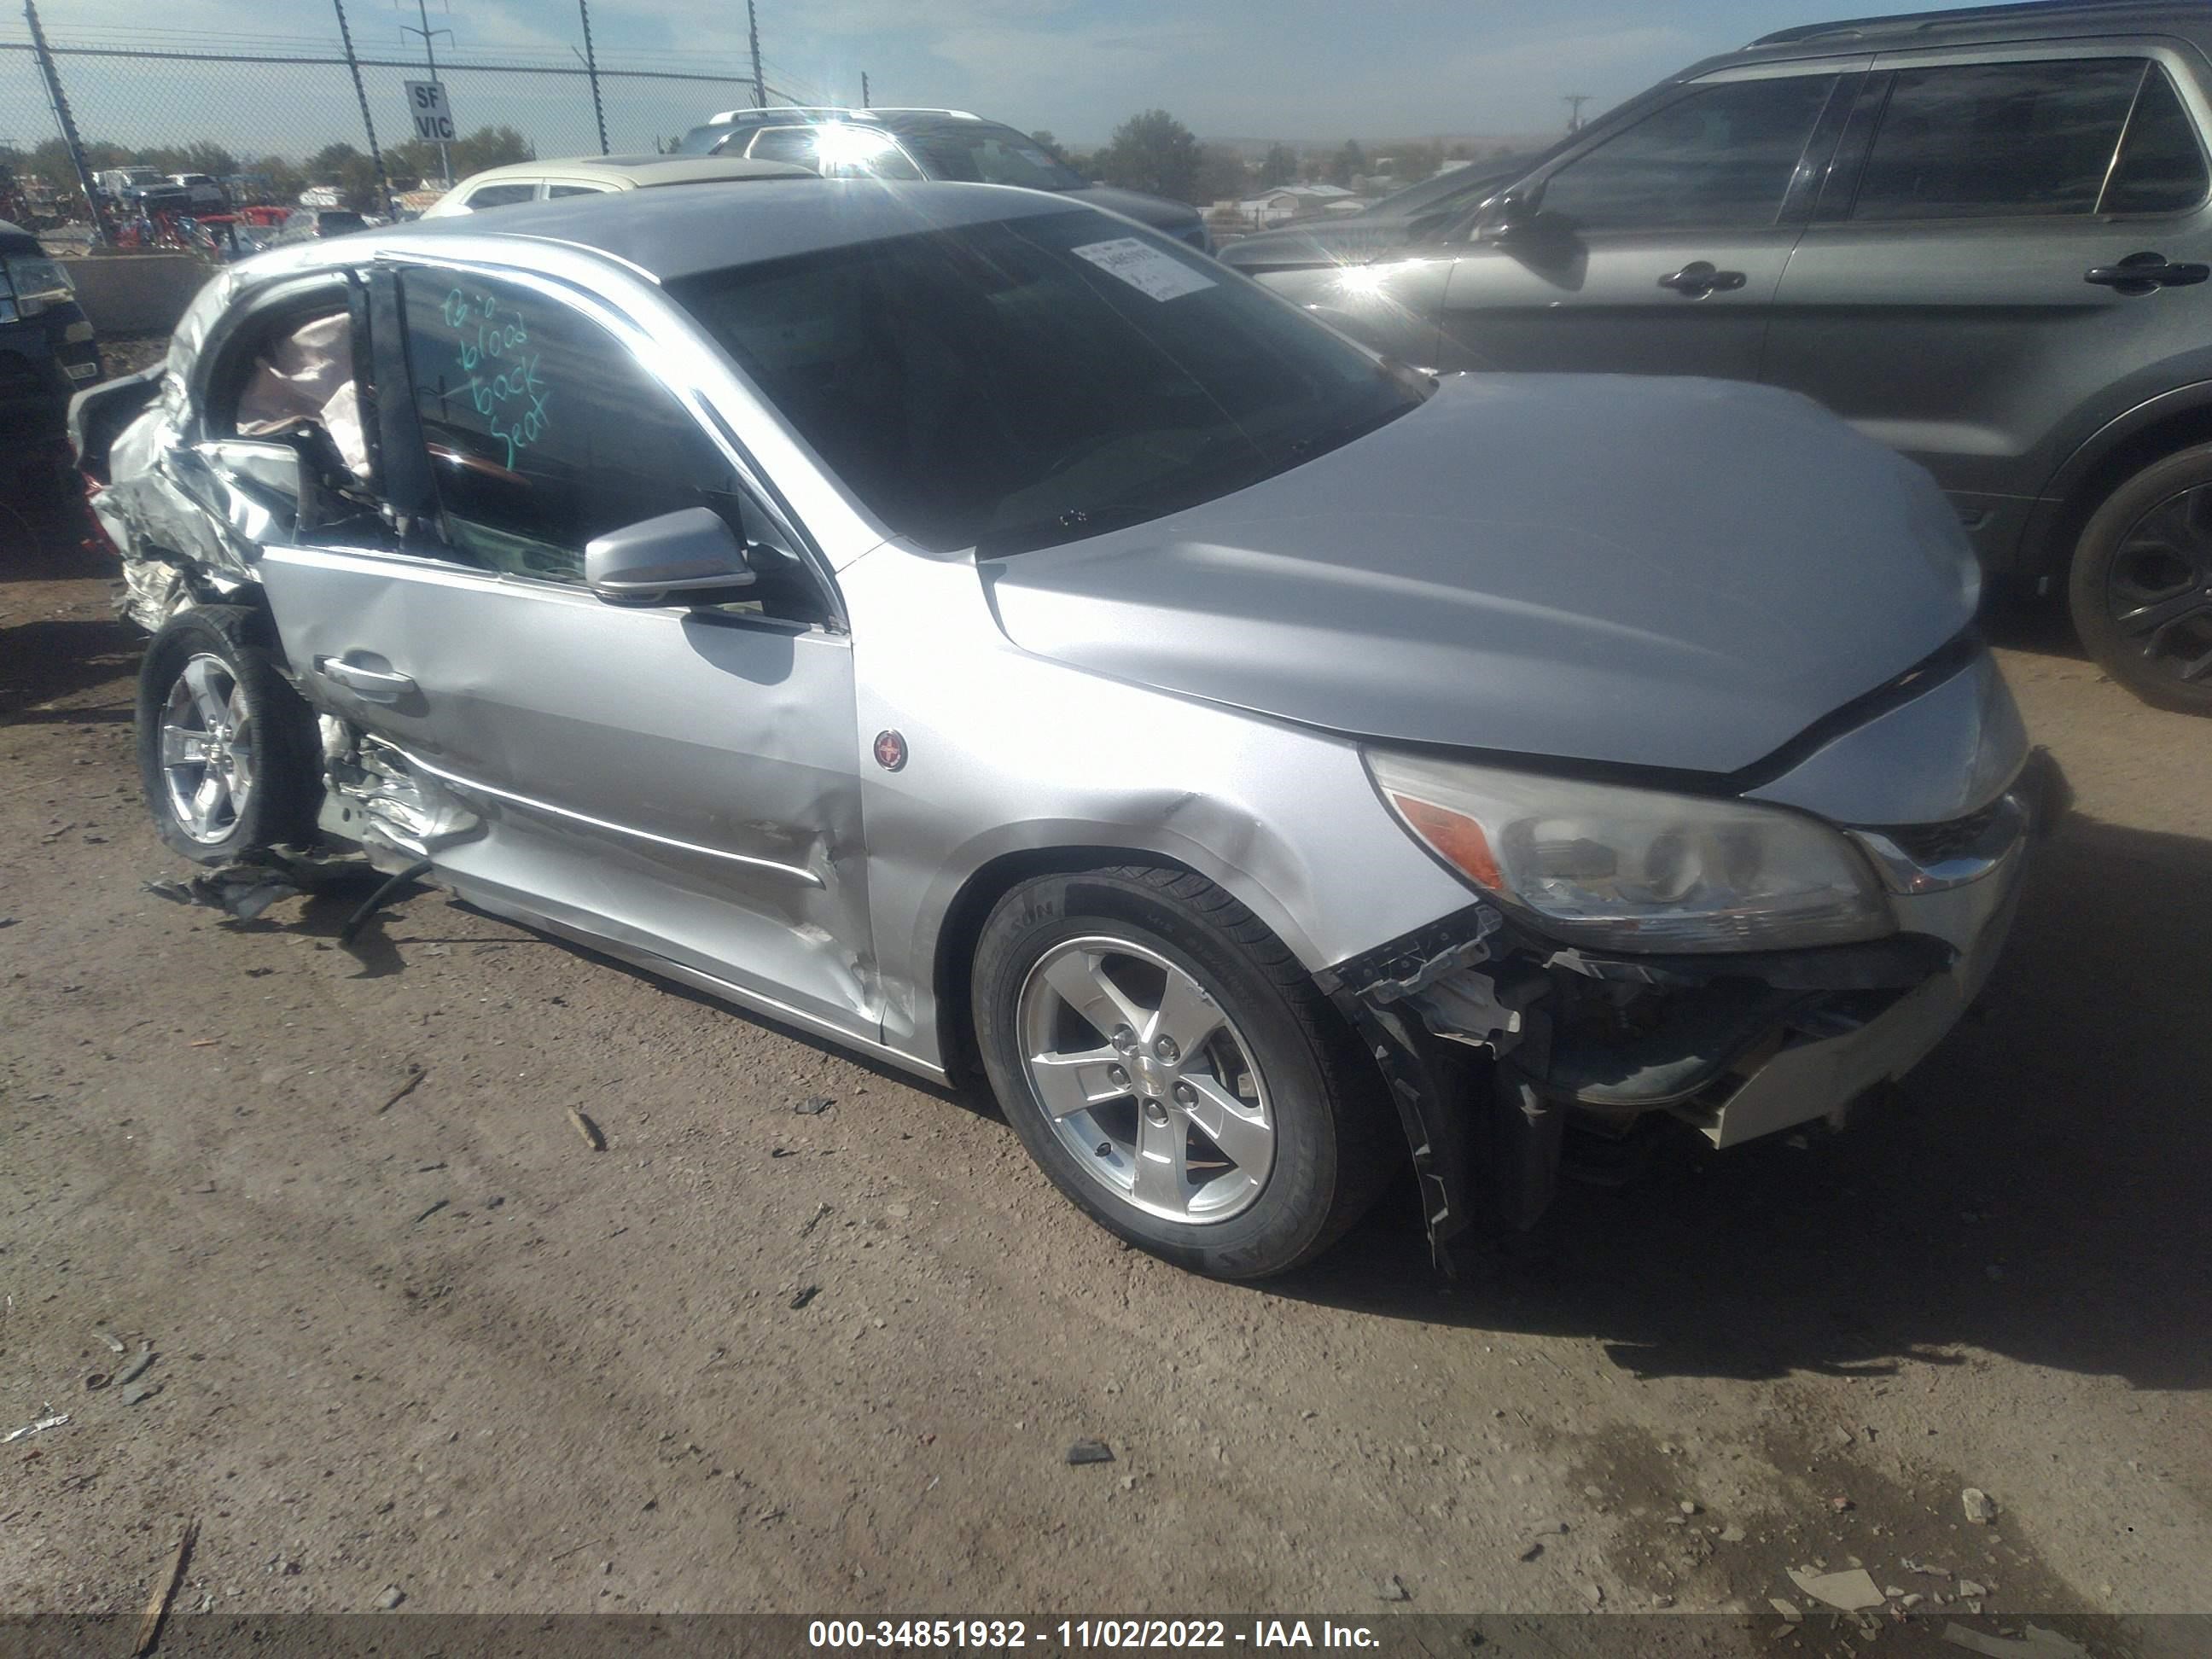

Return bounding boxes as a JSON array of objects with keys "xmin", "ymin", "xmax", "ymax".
[
  {"xmin": 3, "ymin": 1408, "xmax": 69, "ymax": 1444},
  {"xmin": 1964, "ymin": 1487, "xmax": 2000, "ymax": 1524},
  {"xmin": 1787, "ymin": 1566, "xmax": 1888, "ymax": 1612},
  {"xmin": 131, "ymin": 1517, "xmax": 196, "ymax": 1656},
  {"xmin": 567, "ymin": 1109, "xmax": 605, "ymax": 1151},
  {"xmin": 1065, "ymin": 1439, "xmax": 1114, "ymax": 1465}
]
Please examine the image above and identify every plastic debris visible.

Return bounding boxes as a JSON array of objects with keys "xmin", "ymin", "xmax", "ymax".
[
  {"xmin": 567, "ymin": 1109, "xmax": 605, "ymax": 1151},
  {"xmin": 1939, "ymin": 1627, "xmax": 2088, "ymax": 1659},
  {"xmin": 118, "ymin": 1379, "xmax": 163, "ymax": 1406},
  {"xmin": 1376, "ymin": 1575, "xmax": 1410, "ymax": 1602},
  {"xmin": 376, "ymin": 1586, "xmax": 405, "ymax": 1610},
  {"xmin": 94, "ymin": 1330, "xmax": 126, "ymax": 1354},
  {"xmin": 2, "ymin": 1408, "xmax": 68, "ymax": 1445},
  {"xmin": 1962, "ymin": 1487, "xmax": 1999, "ymax": 1524},
  {"xmin": 1787, "ymin": 1566, "xmax": 1887, "ymax": 1612},
  {"xmin": 1768, "ymin": 1599, "xmax": 1802, "ymax": 1623},
  {"xmin": 113, "ymin": 1350, "xmax": 155, "ymax": 1388},
  {"xmin": 1065, "ymin": 1438, "xmax": 1115, "ymax": 1465},
  {"xmin": 795, "ymin": 1096, "xmax": 834, "ymax": 1116}
]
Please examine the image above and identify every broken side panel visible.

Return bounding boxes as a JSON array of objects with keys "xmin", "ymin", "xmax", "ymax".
[{"xmin": 258, "ymin": 543, "xmax": 880, "ymax": 1045}]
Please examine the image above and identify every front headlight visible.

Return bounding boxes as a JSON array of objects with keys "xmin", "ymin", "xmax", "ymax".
[
  {"xmin": 1366, "ymin": 748, "xmax": 1892, "ymax": 954},
  {"xmin": 3, "ymin": 255, "xmax": 75, "ymax": 317}
]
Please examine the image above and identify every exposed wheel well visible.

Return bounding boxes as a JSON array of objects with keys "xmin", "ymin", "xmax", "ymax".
[{"xmin": 2032, "ymin": 404, "xmax": 2212, "ymax": 587}]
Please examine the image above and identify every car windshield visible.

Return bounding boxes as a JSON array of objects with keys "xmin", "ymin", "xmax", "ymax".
[
  {"xmin": 669, "ymin": 207, "xmax": 1429, "ymax": 556},
  {"xmin": 888, "ymin": 121, "xmax": 1086, "ymax": 190}
]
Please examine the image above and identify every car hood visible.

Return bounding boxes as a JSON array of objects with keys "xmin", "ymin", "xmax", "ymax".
[
  {"xmin": 1063, "ymin": 184, "xmax": 1203, "ymax": 232},
  {"xmin": 1220, "ymin": 219, "xmax": 1423, "ymax": 271},
  {"xmin": 979, "ymin": 375, "xmax": 1979, "ymax": 777}
]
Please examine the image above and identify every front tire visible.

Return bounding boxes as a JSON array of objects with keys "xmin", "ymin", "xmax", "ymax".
[
  {"xmin": 971, "ymin": 864, "xmax": 1391, "ymax": 1279},
  {"xmin": 136, "ymin": 605, "xmax": 322, "ymax": 864},
  {"xmin": 2069, "ymin": 443, "xmax": 2212, "ymax": 714}
]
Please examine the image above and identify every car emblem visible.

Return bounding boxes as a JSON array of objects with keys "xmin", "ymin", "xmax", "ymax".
[{"xmin": 872, "ymin": 730, "xmax": 908, "ymax": 771}]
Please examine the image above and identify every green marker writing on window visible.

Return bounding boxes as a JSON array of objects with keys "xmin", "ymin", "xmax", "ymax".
[{"xmin": 443, "ymin": 287, "xmax": 552, "ymax": 468}]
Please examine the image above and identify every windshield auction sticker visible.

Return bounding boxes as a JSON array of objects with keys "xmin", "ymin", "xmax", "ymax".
[{"xmin": 1071, "ymin": 236, "xmax": 1217, "ymax": 301}]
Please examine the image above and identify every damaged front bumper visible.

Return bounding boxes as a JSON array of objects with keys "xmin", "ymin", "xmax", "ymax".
[{"xmin": 1319, "ymin": 752, "xmax": 2064, "ymax": 1259}]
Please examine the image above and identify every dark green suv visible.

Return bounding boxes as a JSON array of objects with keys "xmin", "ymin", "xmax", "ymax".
[{"xmin": 1255, "ymin": 0, "xmax": 2212, "ymax": 713}]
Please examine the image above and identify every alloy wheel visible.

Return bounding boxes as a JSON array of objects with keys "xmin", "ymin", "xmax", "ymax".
[
  {"xmin": 1016, "ymin": 935, "xmax": 1275, "ymax": 1224},
  {"xmin": 160, "ymin": 652, "xmax": 257, "ymax": 844},
  {"xmin": 2107, "ymin": 484, "xmax": 2212, "ymax": 686}
]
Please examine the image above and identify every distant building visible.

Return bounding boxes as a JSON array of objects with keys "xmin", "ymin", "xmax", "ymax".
[{"xmin": 1231, "ymin": 183, "xmax": 1357, "ymax": 227}]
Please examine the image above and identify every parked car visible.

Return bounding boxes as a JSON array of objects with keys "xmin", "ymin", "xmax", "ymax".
[
  {"xmin": 1217, "ymin": 154, "xmax": 1536, "ymax": 275},
  {"xmin": 420, "ymin": 154, "xmax": 810, "ymax": 218},
  {"xmin": 677, "ymin": 106, "xmax": 1214, "ymax": 252},
  {"xmin": 169, "ymin": 173, "xmax": 227, "ymax": 212},
  {"xmin": 1, "ymin": 218, "xmax": 99, "ymax": 488},
  {"xmin": 269, "ymin": 207, "xmax": 367, "ymax": 244},
  {"xmin": 94, "ymin": 165, "xmax": 164, "ymax": 202},
  {"xmin": 1254, "ymin": 0, "xmax": 2212, "ymax": 713},
  {"xmin": 76, "ymin": 180, "xmax": 2053, "ymax": 1277}
]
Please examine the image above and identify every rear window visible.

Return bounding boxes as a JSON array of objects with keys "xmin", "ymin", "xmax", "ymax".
[
  {"xmin": 668, "ymin": 208, "xmax": 1427, "ymax": 556},
  {"xmin": 1852, "ymin": 59, "xmax": 2155, "ymax": 220},
  {"xmin": 464, "ymin": 182, "xmax": 538, "ymax": 210},
  {"xmin": 2103, "ymin": 67, "xmax": 2210, "ymax": 213}
]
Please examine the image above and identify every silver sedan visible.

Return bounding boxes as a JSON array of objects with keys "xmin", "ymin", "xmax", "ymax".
[{"xmin": 81, "ymin": 179, "xmax": 2054, "ymax": 1278}]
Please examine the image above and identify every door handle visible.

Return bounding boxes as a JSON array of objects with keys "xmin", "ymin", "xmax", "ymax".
[
  {"xmin": 1657, "ymin": 261, "xmax": 1748, "ymax": 298},
  {"xmin": 315, "ymin": 655, "xmax": 417, "ymax": 704},
  {"xmin": 2084, "ymin": 252, "xmax": 2210, "ymax": 294}
]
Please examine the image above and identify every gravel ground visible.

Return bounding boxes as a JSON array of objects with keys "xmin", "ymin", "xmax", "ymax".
[{"xmin": 2, "ymin": 489, "xmax": 2208, "ymax": 1650}]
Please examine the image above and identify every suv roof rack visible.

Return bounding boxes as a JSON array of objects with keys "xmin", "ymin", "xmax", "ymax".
[{"xmin": 1752, "ymin": 0, "xmax": 2192, "ymax": 48}]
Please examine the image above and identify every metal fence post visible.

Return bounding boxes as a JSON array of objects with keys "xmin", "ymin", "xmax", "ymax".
[
  {"xmin": 578, "ymin": 0, "xmax": 608, "ymax": 155},
  {"xmin": 22, "ymin": 0, "xmax": 108, "ymax": 246},
  {"xmin": 331, "ymin": 0, "xmax": 392, "ymax": 214}
]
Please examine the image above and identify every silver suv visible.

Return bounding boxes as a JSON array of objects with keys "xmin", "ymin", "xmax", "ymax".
[{"xmin": 1258, "ymin": 0, "xmax": 2212, "ymax": 713}]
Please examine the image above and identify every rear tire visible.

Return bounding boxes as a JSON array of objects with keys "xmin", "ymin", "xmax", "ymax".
[
  {"xmin": 971, "ymin": 864, "xmax": 1394, "ymax": 1279},
  {"xmin": 137, "ymin": 605, "xmax": 322, "ymax": 864},
  {"xmin": 2068, "ymin": 443, "xmax": 2212, "ymax": 715}
]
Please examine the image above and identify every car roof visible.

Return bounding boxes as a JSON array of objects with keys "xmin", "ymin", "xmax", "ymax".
[
  {"xmin": 1745, "ymin": 0, "xmax": 2211, "ymax": 50},
  {"xmin": 699, "ymin": 105, "xmax": 983, "ymax": 127},
  {"xmin": 449, "ymin": 155, "xmax": 812, "ymax": 191},
  {"xmin": 362, "ymin": 177, "xmax": 1083, "ymax": 282}
]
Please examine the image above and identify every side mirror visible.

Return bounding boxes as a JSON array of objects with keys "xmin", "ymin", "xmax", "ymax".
[
  {"xmin": 1480, "ymin": 188, "xmax": 1544, "ymax": 242},
  {"xmin": 585, "ymin": 506, "xmax": 758, "ymax": 606}
]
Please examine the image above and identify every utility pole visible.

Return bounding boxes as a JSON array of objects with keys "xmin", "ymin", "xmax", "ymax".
[
  {"xmin": 23, "ymin": 0, "xmax": 108, "ymax": 245},
  {"xmin": 746, "ymin": 0, "xmax": 765, "ymax": 108},
  {"xmin": 332, "ymin": 1, "xmax": 391, "ymax": 214},
  {"xmin": 1563, "ymin": 93, "xmax": 1592, "ymax": 133},
  {"xmin": 861, "ymin": 71, "xmax": 870, "ymax": 109},
  {"xmin": 401, "ymin": 0, "xmax": 454, "ymax": 185},
  {"xmin": 577, "ymin": 0, "xmax": 608, "ymax": 154}
]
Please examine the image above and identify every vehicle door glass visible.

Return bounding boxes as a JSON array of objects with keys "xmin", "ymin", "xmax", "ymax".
[
  {"xmin": 1849, "ymin": 59, "xmax": 2145, "ymax": 220},
  {"xmin": 396, "ymin": 267, "xmax": 819, "ymax": 616},
  {"xmin": 2101, "ymin": 66, "xmax": 2209, "ymax": 214},
  {"xmin": 545, "ymin": 183, "xmax": 610, "ymax": 198},
  {"xmin": 1537, "ymin": 75, "xmax": 1838, "ymax": 230},
  {"xmin": 463, "ymin": 182, "xmax": 539, "ymax": 211},
  {"xmin": 744, "ymin": 127, "xmax": 821, "ymax": 170}
]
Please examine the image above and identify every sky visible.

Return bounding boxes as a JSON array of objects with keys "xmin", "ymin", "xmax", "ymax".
[{"xmin": 3, "ymin": 0, "xmax": 1988, "ymax": 156}]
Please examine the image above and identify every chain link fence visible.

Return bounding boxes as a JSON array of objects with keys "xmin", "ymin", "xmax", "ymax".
[{"xmin": 1, "ymin": 11, "xmax": 786, "ymax": 237}]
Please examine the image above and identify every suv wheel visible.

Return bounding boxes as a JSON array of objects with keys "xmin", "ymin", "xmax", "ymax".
[
  {"xmin": 2069, "ymin": 443, "xmax": 2212, "ymax": 714},
  {"xmin": 971, "ymin": 864, "xmax": 1393, "ymax": 1279},
  {"xmin": 136, "ymin": 605, "xmax": 322, "ymax": 864}
]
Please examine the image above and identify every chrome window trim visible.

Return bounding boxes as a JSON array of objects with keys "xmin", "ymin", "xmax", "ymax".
[{"xmin": 397, "ymin": 744, "xmax": 827, "ymax": 887}]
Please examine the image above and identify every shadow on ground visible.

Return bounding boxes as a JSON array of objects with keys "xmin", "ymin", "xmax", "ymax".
[{"xmin": 1289, "ymin": 809, "xmax": 2212, "ymax": 1394}]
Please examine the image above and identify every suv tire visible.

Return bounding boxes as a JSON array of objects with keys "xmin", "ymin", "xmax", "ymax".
[{"xmin": 2069, "ymin": 444, "xmax": 2212, "ymax": 715}]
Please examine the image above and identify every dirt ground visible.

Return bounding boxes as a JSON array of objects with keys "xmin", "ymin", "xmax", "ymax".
[{"xmin": 3, "ymin": 481, "xmax": 2208, "ymax": 1651}]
